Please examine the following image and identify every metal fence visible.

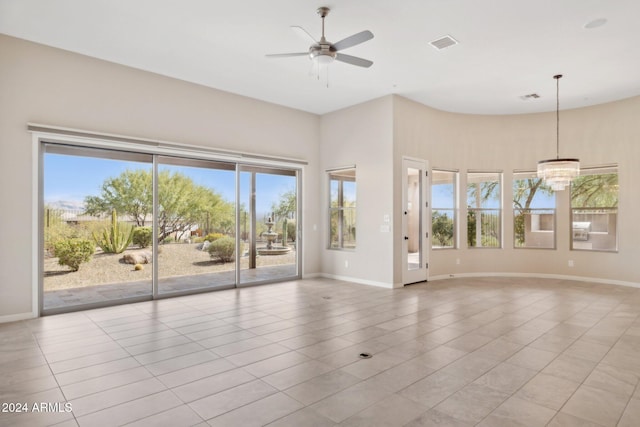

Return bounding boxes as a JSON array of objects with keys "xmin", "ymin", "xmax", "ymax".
[{"xmin": 44, "ymin": 208, "xmax": 106, "ymax": 227}]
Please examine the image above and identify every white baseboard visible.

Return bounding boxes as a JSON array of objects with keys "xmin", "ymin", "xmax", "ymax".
[
  {"xmin": 0, "ymin": 311, "xmax": 37, "ymax": 324},
  {"xmin": 318, "ymin": 273, "xmax": 395, "ymax": 289},
  {"xmin": 428, "ymin": 272, "xmax": 640, "ymax": 289}
]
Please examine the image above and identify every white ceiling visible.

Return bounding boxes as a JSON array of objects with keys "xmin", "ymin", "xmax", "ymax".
[{"xmin": 1, "ymin": 0, "xmax": 639, "ymax": 115}]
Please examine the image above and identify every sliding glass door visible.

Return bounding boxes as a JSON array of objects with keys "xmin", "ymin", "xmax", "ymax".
[
  {"xmin": 42, "ymin": 142, "xmax": 301, "ymax": 314},
  {"xmin": 43, "ymin": 144, "xmax": 153, "ymax": 313},
  {"xmin": 157, "ymin": 156, "xmax": 237, "ymax": 294},
  {"xmin": 239, "ymin": 166, "xmax": 299, "ymax": 286}
]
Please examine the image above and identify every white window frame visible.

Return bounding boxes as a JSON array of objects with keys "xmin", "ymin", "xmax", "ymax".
[
  {"xmin": 466, "ymin": 171, "xmax": 502, "ymax": 249},
  {"xmin": 570, "ymin": 165, "xmax": 618, "ymax": 252},
  {"xmin": 328, "ymin": 167, "xmax": 356, "ymax": 250}
]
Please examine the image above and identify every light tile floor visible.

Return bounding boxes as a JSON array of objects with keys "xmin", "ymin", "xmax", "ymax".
[{"xmin": 2, "ymin": 276, "xmax": 640, "ymax": 426}]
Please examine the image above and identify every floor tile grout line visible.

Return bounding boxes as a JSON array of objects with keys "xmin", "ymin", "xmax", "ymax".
[
  {"xmin": 399, "ymin": 280, "xmax": 639, "ymax": 426},
  {"xmin": 29, "ymin": 314, "xmax": 96, "ymax": 427},
  {"xmin": 7, "ymin": 277, "xmax": 640, "ymax": 427},
  {"xmin": 550, "ymin": 303, "xmax": 640, "ymax": 426}
]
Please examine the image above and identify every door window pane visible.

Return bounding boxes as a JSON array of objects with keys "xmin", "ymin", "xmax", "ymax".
[
  {"xmin": 43, "ymin": 144, "xmax": 153, "ymax": 312},
  {"xmin": 157, "ymin": 156, "xmax": 237, "ymax": 294},
  {"xmin": 406, "ymin": 167, "xmax": 422, "ymax": 270},
  {"xmin": 239, "ymin": 166, "xmax": 298, "ymax": 285}
]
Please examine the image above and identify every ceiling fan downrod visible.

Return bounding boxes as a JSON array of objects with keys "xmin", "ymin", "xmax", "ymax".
[{"xmin": 317, "ymin": 7, "xmax": 330, "ymax": 42}]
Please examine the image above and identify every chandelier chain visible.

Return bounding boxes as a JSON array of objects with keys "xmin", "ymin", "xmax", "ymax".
[{"xmin": 555, "ymin": 74, "xmax": 561, "ymax": 160}]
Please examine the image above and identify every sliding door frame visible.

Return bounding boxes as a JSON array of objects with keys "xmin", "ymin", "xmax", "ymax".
[{"xmin": 33, "ymin": 126, "xmax": 305, "ymax": 316}]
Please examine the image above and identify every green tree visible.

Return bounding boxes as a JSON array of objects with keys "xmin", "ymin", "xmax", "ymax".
[
  {"xmin": 85, "ymin": 169, "xmax": 152, "ymax": 226},
  {"xmin": 271, "ymin": 189, "xmax": 296, "ymax": 222},
  {"xmin": 512, "ymin": 178, "xmax": 553, "ymax": 246},
  {"xmin": 85, "ymin": 169, "xmax": 235, "ymax": 242},
  {"xmin": 270, "ymin": 189, "xmax": 296, "ymax": 242},
  {"xmin": 467, "ymin": 181, "xmax": 499, "ymax": 207},
  {"xmin": 571, "ymin": 173, "xmax": 618, "ymax": 207},
  {"xmin": 432, "ymin": 211, "xmax": 454, "ymax": 247}
]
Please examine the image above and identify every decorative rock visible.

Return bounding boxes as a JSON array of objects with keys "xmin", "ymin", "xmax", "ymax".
[{"xmin": 121, "ymin": 251, "xmax": 152, "ymax": 264}]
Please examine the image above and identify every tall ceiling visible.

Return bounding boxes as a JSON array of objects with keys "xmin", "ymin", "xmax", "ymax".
[{"xmin": 1, "ymin": 0, "xmax": 639, "ymax": 115}]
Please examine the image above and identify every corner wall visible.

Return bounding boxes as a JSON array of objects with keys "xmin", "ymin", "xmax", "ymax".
[
  {"xmin": 393, "ymin": 94, "xmax": 640, "ymax": 286},
  {"xmin": 319, "ymin": 97, "xmax": 395, "ymax": 287},
  {"xmin": 0, "ymin": 34, "xmax": 321, "ymax": 320}
]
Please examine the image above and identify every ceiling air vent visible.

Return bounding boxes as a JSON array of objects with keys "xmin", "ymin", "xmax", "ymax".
[{"xmin": 429, "ymin": 35, "xmax": 458, "ymax": 50}]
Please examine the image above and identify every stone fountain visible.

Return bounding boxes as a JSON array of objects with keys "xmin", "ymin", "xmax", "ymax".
[{"xmin": 257, "ymin": 217, "xmax": 292, "ymax": 255}]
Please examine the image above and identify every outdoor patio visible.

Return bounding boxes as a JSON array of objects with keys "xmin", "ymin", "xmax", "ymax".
[{"xmin": 44, "ymin": 264, "xmax": 297, "ymax": 310}]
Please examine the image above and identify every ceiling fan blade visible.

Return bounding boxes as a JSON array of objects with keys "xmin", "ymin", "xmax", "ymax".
[
  {"xmin": 333, "ymin": 30, "xmax": 374, "ymax": 51},
  {"xmin": 335, "ymin": 53, "xmax": 373, "ymax": 68},
  {"xmin": 265, "ymin": 53, "xmax": 309, "ymax": 58},
  {"xmin": 291, "ymin": 25, "xmax": 317, "ymax": 43}
]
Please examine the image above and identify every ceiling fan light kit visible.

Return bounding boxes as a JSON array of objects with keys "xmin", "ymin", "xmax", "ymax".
[
  {"xmin": 266, "ymin": 6, "xmax": 374, "ymax": 73},
  {"xmin": 537, "ymin": 74, "xmax": 580, "ymax": 191}
]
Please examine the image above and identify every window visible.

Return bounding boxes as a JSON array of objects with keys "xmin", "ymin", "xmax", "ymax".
[
  {"xmin": 513, "ymin": 171, "xmax": 556, "ymax": 249},
  {"xmin": 467, "ymin": 171, "xmax": 502, "ymax": 248},
  {"xmin": 431, "ymin": 169, "xmax": 458, "ymax": 249},
  {"xmin": 328, "ymin": 168, "xmax": 356, "ymax": 249},
  {"xmin": 571, "ymin": 166, "xmax": 618, "ymax": 251}
]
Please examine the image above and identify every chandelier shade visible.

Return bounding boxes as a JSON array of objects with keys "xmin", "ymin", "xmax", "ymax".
[
  {"xmin": 537, "ymin": 158, "xmax": 580, "ymax": 191},
  {"xmin": 537, "ymin": 74, "xmax": 579, "ymax": 191}
]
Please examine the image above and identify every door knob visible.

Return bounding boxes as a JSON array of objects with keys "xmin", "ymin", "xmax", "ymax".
[{"xmin": 404, "ymin": 236, "xmax": 409, "ymax": 240}]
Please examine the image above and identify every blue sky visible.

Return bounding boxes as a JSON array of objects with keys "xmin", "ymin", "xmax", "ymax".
[{"xmin": 44, "ymin": 154, "xmax": 296, "ymax": 216}]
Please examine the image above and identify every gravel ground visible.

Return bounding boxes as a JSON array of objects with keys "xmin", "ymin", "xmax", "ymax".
[{"xmin": 44, "ymin": 242, "xmax": 296, "ymax": 290}]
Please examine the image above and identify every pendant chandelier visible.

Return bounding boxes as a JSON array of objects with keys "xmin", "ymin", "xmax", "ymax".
[{"xmin": 537, "ymin": 74, "xmax": 580, "ymax": 191}]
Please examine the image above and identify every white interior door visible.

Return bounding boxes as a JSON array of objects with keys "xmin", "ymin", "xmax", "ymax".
[{"xmin": 402, "ymin": 157, "xmax": 428, "ymax": 285}]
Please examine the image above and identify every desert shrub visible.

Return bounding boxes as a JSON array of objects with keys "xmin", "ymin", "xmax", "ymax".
[
  {"xmin": 93, "ymin": 210, "xmax": 134, "ymax": 254},
  {"xmin": 134, "ymin": 263, "xmax": 144, "ymax": 271},
  {"xmin": 207, "ymin": 237, "xmax": 243, "ymax": 263},
  {"xmin": 191, "ymin": 236, "xmax": 205, "ymax": 243},
  {"xmin": 44, "ymin": 221, "xmax": 75, "ymax": 254},
  {"xmin": 204, "ymin": 232, "xmax": 225, "ymax": 242},
  {"xmin": 75, "ymin": 220, "xmax": 108, "ymax": 240},
  {"xmin": 53, "ymin": 238, "xmax": 94, "ymax": 271},
  {"xmin": 133, "ymin": 226, "xmax": 153, "ymax": 248}
]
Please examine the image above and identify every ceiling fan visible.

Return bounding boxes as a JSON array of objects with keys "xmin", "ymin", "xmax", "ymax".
[{"xmin": 266, "ymin": 7, "xmax": 374, "ymax": 68}]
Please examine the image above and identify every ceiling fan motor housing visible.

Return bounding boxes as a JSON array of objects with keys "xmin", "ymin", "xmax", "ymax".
[{"xmin": 309, "ymin": 42, "xmax": 336, "ymax": 62}]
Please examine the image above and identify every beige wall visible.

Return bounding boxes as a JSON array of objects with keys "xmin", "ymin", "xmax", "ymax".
[
  {"xmin": 320, "ymin": 97, "xmax": 395, "ymax": 286},
  {"xmin": 0, "ymin": 35, "xmax": 321, "ymax": 320},
  {"xmin": 393, "ymin": 94, "xmax": 640, "ymax": 285}
]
